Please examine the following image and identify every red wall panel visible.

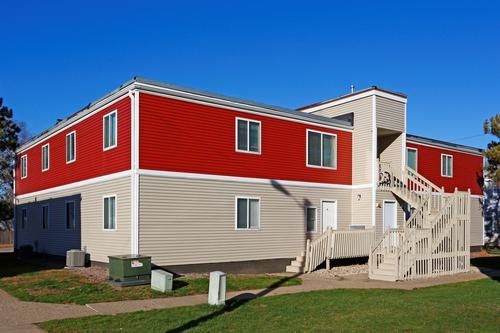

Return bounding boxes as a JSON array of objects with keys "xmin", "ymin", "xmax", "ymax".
[
  {"xmin": 139, "ymin": 93, "xmax": 352, "ymax": 185},
  {"xmin": 406, "ymin": 142, "xmax": 483, "ymax": 195},
  {"xmin": 15, "ymin": 97, "xmax": 131, "ymax": 195}
]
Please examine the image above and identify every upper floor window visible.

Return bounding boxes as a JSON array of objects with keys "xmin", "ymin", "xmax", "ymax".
[
  {"xmin": 441, "ymin": 154, "xmax": 453, "ymax": 177},
  {"xmin": 407, "ymin": 148, "xmax": 418, "ymax": 171},
  {"xmin": 236, "ymin": 118, "xmax": 261, "ymax": 154},
  {"xmin": 103, "ymin": 111, "xmax": 117, "ymax": 150},
  {"xmin": 66, "ymin": 131, "xmax": 76, "ymax": 163},
  {"xmin": 41, "ymin": 144, "xmax": 49, "ymax": 171},
  {"xmin": 21, "ymin": 208, "xmax": 27, "ymax": 230},
  {"xmin": 103, "ymin": 195, "xmax": 116, "ymax": 230},
  {"xmin": 236, "ymin": 197, "xmax": 260, "ymax": 230},
  {"xmin": 21, "ymin": 155, "xmax": 27, "ymax": 179},
  {"xmin": 307, "ymin": 130, "xmax": 337, "ymax": 169},
  {"xmin": 42, "ymin": 205, "xmax": 49, "ymax": 229}
]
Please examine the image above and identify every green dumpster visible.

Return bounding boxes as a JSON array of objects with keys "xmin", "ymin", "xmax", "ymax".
[{"xmin": 108, "ymin": 254, "xmax": 152, "ymax": 287}]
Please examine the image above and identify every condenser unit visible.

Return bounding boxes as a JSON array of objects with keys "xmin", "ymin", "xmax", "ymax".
[{"xmin": 66, "ymin": 249, "xmax": 86, "ymax": 267}]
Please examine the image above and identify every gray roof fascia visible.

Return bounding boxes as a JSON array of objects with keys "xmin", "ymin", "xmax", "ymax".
[{"xmin": 406, "ymin": 133, "xmax": 483, "ymax": 155}]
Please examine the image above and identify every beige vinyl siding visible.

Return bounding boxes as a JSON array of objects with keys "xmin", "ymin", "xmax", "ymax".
[
  {"xmin": 376, "ymin": 96, "xmax": 405, "ymax": 132},
  {"xmin": 470, "ymin": 197, "xmax": 484, "ymax": 247},
  {"xmin": 16, "ymin": 176, "xmax": 131, "ymax": 262},
  {"xmin": 375, "ymin": 191, "xmax": 406, "ymax": 238},
  {"xmin": 139, "ymin": 175, "xmax": 353, "ymax": 266},
  {"xmin": 351, "ymin": 188, "xmax": 373, "ymax": 228},
  {"xmin": 379, "ymin": 133, "xmax": 404, "ymax": 179}
]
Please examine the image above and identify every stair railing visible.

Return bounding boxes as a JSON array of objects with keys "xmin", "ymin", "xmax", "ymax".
[{"xmin": 304, "ymin": 228, "xmax": 332, "ymax": 273}]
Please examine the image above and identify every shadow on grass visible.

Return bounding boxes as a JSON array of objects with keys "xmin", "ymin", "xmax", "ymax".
[
  {"xmin": 471, "ymin": 256, "xmax": 500, "ymax": 283},
  {"xmin": 0, "ymin": 252, "xmax": 63, "ymax": 278},
  {"xmin": 165, "ymin": 273, "xmax": 301, "ymax": 333}
]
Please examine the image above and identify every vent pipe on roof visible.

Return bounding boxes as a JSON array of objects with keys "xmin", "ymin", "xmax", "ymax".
[{"xmin": 350, "ymin": 85, "xmax": 355, "ymax": 94}]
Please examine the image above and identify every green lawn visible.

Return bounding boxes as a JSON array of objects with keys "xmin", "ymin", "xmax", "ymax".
[
  {"xmin": 39, "ymin": 277, "xmax": 500, "ymax": 333},
  {"xmin": 0, "ymin": 254, "xmax": 300, "ymax": 304}
]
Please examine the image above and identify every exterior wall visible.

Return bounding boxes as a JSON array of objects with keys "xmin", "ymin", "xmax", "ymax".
[
  {"xmin": 376, "ymin": 96, "xmax": 405, "ymax": 132},
  {"xmin": 16, "ymin": 176, "xmax": 131, "ymax": 262},
  {"xmin": 375, "ymin": 191, "xmax": 407, "ymax": 237},
  {"xmin": 406, "ymin": 141, "xmax": 483, "ymax": 195},
  {"xmin": 139, "ymin": 92, "xmax": 352, "ymax": 185},
  {"xmin": 138, "ymin": 175, "xmax": 353, "ymax": 266},
  {"xmin": 15, "ymin": 97, "xmax": 132, "ymax": 195},
  {"xmin": 16, "ymin": 194, "xmax": 81, "ymax": 256},
  {"xmin": 470, "ymin": 196, "xmax": 484, "ymax": 247},
  {"xmin": 379, "ymin": 133, "xmax": 404, "ymax": 179}
]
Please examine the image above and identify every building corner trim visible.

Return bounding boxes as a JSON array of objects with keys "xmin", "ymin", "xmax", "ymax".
[{"xmin": 129, "ymin": 90, "xmax": 140, "ymax": 255}]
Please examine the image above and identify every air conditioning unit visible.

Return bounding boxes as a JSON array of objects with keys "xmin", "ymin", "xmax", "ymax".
[{"xmin": 66, "ymin": 249, "xmax": 86, "ymax": 267}]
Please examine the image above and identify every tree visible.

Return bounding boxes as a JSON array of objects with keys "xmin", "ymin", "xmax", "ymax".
[
  {"xmin": 0, "ymin": 98, "xmax": 20, "ymax": 228},
  {"xmin": 483, "ymin": 114, "xmax": 500, "ymax": 182}
]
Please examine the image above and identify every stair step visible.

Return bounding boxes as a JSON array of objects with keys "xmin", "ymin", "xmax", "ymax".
[
  {"xmin": 290, "ymin": 260, "xmax": 303, "ymax": 268},
  {"xmin": 295, "ymin": 256, "xmax": 305, "ymax": 263},
  {"xmin": 286, "ymin": 265, "xmax": 303, "ymax": 273},
  {"xmin": 370, "ymin": 272, "xmax": 397, "ymax": 282}
]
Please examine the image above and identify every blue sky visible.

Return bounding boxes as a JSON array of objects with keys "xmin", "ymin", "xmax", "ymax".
[{"xmin": 1, "ymin": 0, "xmax": 499, "ymax": 149}]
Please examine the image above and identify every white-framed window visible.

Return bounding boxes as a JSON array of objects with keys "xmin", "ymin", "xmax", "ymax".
[
  {"xmin": 41, "ymin": 144, "xmax": 49, "ymax": 171},
  {"xmin": 103, "ymin": 111, "xmax": 117, "ymax": 150},
  {"xmin": 21, "ymin": 208, "xmax": 27, "ymax": 230},
  {"xmin": 42, "ymin": 205, "xmax": 49, "ymax": 229},
  {"xmin": 103, "ymin": 195, "xmax": 116, "ymax": 230},
  {"xmin": 235, "ymin": 196, "xmax": 260, "ymax": 230},
  {"xmin": 407, "ymin": 148, "xmax": 418, "ymax": 171},
  {"xmin": 441, "ymin": 154, "xmax": 453, "ymax": 177},
  {"xmin": 66, "ymin": 201, "xmax": 76, "ymax": 229},
  {"xmin": 306, "ymin": 206, "xmax": 317, "ymax": 233},
  {"xmin": 66, "ymin": 131, "xmax": 76, "ymax": 163},
  {"xmin": 20, "ymin": 155, "xmax": 28, "ymax": 179},
  {"xmin": 236, "ymin": 118, "xmax": 261, "ymax": 154},
  {"xmin": 307, "ymin": 130, "xmax": 337, "ymax": 169}
]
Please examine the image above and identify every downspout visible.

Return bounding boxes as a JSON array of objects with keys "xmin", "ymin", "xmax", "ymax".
[
  {"xmin": 128, "ymin": 90, "xmax": 140, "ymax": 254},
  {"xmin": 12, "ymin": 160, "xmax": 16, "ymax": 251}
]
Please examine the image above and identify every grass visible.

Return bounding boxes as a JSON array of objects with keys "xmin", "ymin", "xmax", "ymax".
[
  {"xmin": 486, "ymin": 247, "xmax": 500, "ymax": 255},
  {"xmin": 39, "ymin": 277, "xmax": 500, "ymax": 333},
  {"xmin": 0, "ymin": 254, "xmax": 300, "ymax": 305}
]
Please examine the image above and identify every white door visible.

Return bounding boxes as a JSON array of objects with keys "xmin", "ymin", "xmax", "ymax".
[
  {"xmin": 383, "ymin": 201, "xmax": 397, "ymax": 231},
  {"xmin": 322, "ymin": 201, "xmax": 337, "ymax": 232}
]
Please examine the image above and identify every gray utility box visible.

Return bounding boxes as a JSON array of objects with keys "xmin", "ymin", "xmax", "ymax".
[
  {"xmin": 208, "ymin": 271, "xmax": 227, "ymax": 305},
  {"xmin": 66, "ymin": 249, "xmax": 86, "ymax": 267},
  {"xmin": 108, "ymin": 254, "xmax": 152, "ymax": 287},
  {"xmin": 151, "ymin": 269, "xmax": 173, "ymax": 292}
]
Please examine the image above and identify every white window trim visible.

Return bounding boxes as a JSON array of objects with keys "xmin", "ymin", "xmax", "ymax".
[
  {"xmin": 21, "ymin": 155, "xmax": 28, "ymax": 179},
  {"xmin": 41, "ymin": 144, "xmax": 50, "ymax": 172},
  {"xmin": 306, "ymin": 129, "xmax": 337, "ymax": 170},
  {"xmin": 406, "ymin": 147, "xmax": 418, "ymax": 172},
  {"xmin": 440, "ymin": 153, "xmax": 453, "ymax": 178},
  {"xmin": 382, "ymin": 200, "xmax": 398, "ymax": 230},
  {"xmin": 320, "ymin": 199, "xmax": 338, "ymax": 232},
  {"xmin": 305, "ymin": 205, "xmax": 318, "ymax": 233},
  {"xmin": 66, "ymin": 131, "xmax": 77, "ymax": 164},
  {"xmin": 21, "ymin": 208, "xmax": 27, "ymax": 230},
  {"xmin": 42, "ymin": 204, "xmax": 49, "ymax": 229},
  {"xmin": 65, "ymin": 200, "xmax": 76, "ymax": 229},
  {"xmin": 234, "ymin": 196, "xmax": 261, "ymax": 230},
  {"xmin": 235, "ymin": 117, "xmax": 262, "ymax": 155},
  {"xmin": 103, "ymin": 110, "xmax": 118, "ymax": 151},
  {"xmin": 103, "ymin": 194, "xmax": 117, "ymax": 231}
]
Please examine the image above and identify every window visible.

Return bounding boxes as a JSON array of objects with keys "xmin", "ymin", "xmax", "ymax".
[
  {"xmin": 306, "ymin": 207, "xmax": 317, "ymax": 232},
  {"xmin": 407, "ymin": 148, "xmax": 418, "ymax": 171},
  {"xmin": 66, "ymin": 201, "xmax": 75, "ymax": 229},
  {"xmin": 236, "ymin": 118, "xmax": 261, "ymax": 153},
  {"xmin": 307, "ymin": 130, "xmax": 337, "ymax": 168},
  {"xmin": 21, "ymin": 208, "xmax": 27, "ymax": 230},
  {"xmin": 441, "ymin": 154, "xmax": 453, "ymax": 177},
  {"xmin": 103, "ymin": 196, "xmax": 116, "ymax": 230},
  {"xmin": 42, "ymin": 144, "xmax": 50, "ymax": 171},
  {"xmin": 21, "ymin": 155, "xmax": 27, "ymax": 179},
  {"xmin": 66, "ymin": 131, "xmax": 76, "ymax": 163},
  {"xmin": 42, "ymin": 205, "xmax": 49, "ymax": 229},
  {"xmin": 236, "ymin": 197, "xmax": 260, "ymax": 230},
  {"xmin": 103, "ymin": 111, "xmax": 117, "ymax": 150}
]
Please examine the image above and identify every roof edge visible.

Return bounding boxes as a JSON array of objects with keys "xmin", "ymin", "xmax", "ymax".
[{"xmin": 406, "ymin": 133, "xmax": 483, "ymax": 155}]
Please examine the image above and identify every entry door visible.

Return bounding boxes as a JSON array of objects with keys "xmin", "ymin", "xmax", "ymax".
[
  {"xmin": 322, "ymin": 201, "xmax": 337, "ymax": 232},
  {"xmin": 383, "ymin": 201, "xmax": 397, "ymax": 231}
]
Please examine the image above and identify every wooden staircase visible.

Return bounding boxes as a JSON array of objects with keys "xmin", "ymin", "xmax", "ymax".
[{"xmin": 370, "ymin": 163, "xmax": 471, "ymax": 281}]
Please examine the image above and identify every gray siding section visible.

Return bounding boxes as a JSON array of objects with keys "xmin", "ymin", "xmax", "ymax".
[
  {"xmin": 470, "ymin": 197, "xmax": 484, "ymax": 247},
  {"xmin": 379, "ymin": 133, "xmax": 404, "ymax": 179},
  {"xmin": 376, "ymin": 96, "xmax": 405, "ymax": 132},
  {"xmin": 16, "ymin": 176, "xmax": 131, "ymax": 262},
  {"xmin": 139, "ymin": 175, "xmax": 353, "ymax": 266}
]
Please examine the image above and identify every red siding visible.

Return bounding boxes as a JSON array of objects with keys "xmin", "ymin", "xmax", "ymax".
[
  {"xmin": 15, "ymin": 97, "xmax": 131, "ymax": 195},
  {"xmin": 406, "ymin": 142, "xmax": 483, "ymax": 195},
  {"xmin": 139, "ymin": 93, "xmax": 352, "ymax": 185}
]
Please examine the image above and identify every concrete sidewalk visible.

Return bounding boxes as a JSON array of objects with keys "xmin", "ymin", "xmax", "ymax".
[{"xmin": 0, "ymin": 268, "xmax": 498, "ymax": 332}]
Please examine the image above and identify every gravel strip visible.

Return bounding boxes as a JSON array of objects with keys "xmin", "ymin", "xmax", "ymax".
[{"xmin": 310, "ymin": 264, "xmax": 368, "ymax": 278}]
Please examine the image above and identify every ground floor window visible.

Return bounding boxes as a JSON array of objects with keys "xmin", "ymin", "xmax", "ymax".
[
  {"xmin": 66, "ymin": 201, "xmax": 75, "ymax": 229},
  {"xmin": 306, "ymin": 207, "xmax": 317, "ymax": 232},
  {"xmin": 236, "ymin": 197, "xmax": 260, "ymax": 230},
  {"xmin": 42, "ymin": 205, "xmax": 49, "ymax": 229},
  {"xmin": 103, "ymin": 196, "xmax": 116, "ymax": 230},
  {"xmin": 21, "ymin": 208, "xmax": 27, "ymax": 229}
]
